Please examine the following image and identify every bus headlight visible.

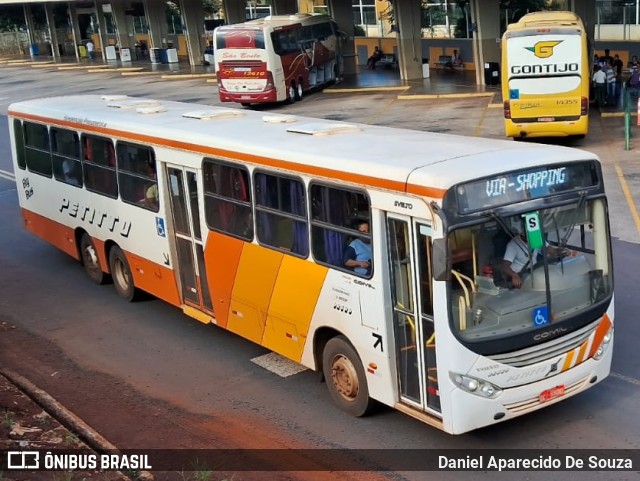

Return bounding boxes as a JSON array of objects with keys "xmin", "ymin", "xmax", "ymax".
[
  {"xmin": 593, "ymin": 327, "xmax": 614, "ymax": 360},
  {"xmin": 450, "ymin": 372, "xmax": 502, "ymax": 399}
]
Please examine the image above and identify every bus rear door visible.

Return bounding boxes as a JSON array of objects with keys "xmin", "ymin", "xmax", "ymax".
[{"xmin": 166, "ymin": 165, "xmax": 214, "ymax": 314}]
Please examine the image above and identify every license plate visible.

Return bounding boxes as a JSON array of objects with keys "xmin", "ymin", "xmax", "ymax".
[
  {"xmin": 539, "ymin": 385, "xmax": 565, "ymax": 403},
  {"xmin": 538, "ymin": 117, "xmax": 555, "ymax": 122}
]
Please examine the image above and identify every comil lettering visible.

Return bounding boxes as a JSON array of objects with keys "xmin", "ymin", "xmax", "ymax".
[{"xmin": 511, "ymin": 63, "xmax": 579, "ymax": 75}]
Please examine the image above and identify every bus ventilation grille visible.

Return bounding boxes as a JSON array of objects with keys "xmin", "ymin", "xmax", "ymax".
[{"xmin": 488, "ymin": 320, "xmax": 597, "ymax": 368}]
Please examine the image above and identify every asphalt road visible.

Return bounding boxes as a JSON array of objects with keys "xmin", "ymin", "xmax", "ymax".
[{"xmin": 1, "ymin": 63, "xmax": 640, "ymax": 481}]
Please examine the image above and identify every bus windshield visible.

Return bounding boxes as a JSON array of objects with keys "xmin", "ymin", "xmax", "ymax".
[{"xmin": 448, "ymin": 198, "xmax": 612, "ymax": 351}]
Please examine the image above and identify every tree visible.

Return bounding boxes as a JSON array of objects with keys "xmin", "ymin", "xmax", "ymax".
[
  {"xmin": 203, "ymin": 0, "xmax": 222, "ymax": 18},
  {"xmin": 0, "ymin": 5, "xmax": 25, "ymax": 32}
]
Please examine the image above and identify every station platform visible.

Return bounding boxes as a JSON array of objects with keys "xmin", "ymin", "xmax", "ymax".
[
  {"xmin": 3, "ymin": 54, "xmax": 628, "ymax": 115},
  {"xmin": 331, "ymin": 66, "xmax": 502, "ymax": 102},
  {"xmin": 0, "ymin": 53, "xmax": 502, "ymax": 101}
]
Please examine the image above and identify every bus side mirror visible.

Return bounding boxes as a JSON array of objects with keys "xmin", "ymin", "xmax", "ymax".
[{"xmin": 432, "ymin": 238, "xmax": 449, "ymax": 281}]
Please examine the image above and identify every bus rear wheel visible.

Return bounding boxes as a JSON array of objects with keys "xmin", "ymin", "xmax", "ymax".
[
  {"xmin": 322, "ymin": 336, "xmax": 375, "ymax": 417},
  {"xmin": 295, "ymin": 80, "xmax": 303, "ymax": 101},
  {"xmin": 287, "ymin": 82, "xmax": 296, "ymax": 103},
  {"xmin": 80, "ymin": 233, "xmax": 106, "ymax": 285},
  {"xmin": 109, "ymin": 246, "xmax": 137, "ymax": 301}
]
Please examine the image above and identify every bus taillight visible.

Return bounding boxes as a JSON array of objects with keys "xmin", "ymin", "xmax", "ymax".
[
  {"xmin": 581, "ymin": 97, "xmax": 588, "ymax": 116},
  {"xmin": 264, "ymin": 71, "xmax": 275, "ymax": 92},
  {"xmin": 503, "ymin": 101, "xmax": 511, "ymax": 119}
]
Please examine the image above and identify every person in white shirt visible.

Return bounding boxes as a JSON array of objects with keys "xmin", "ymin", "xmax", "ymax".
[
  {"xmin": 592, "ymin": 65, "xmax": 607, "ymax": 106},
  {"xmin": 86, "ymin": 40, "xmax": 95, "ymax": 60}
]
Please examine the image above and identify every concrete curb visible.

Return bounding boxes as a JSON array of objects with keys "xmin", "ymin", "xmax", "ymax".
[{"xmin": 1, "ymin": 368, "xmax": 154, "ymax": 481}]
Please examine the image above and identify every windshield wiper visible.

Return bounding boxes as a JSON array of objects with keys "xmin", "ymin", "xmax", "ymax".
[{"xmin": 559, "ymin": 191, "xmax": 587, "ymax": 247}]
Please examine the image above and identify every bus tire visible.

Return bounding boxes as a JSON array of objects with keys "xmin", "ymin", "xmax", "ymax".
[
  {"xmin": 109, "ymin": 246, "xmax": 137, "ymax": 302},
  {"xmin": 295, "ymin": 80, "xmax": 303, "ymax": 101},
  {"xmin": 287, "ymin": 82, "xmax": 296, "ymax": 103},
  {"xmin": 80, "ymin": 233, "xmax": 106, "ymax": 285},
  {"xmin": 322, "ymin": 335, "xmax": 374, "ymax": 417}
]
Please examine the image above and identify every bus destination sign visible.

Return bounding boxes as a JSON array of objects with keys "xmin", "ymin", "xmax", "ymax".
[{"xmin": 456, "ymin": 162, "xmax": 597, "ymax": 214}]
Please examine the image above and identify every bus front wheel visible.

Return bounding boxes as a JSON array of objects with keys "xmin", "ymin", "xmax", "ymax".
[
  {"xmin": 80, "ymin": 233, "xmax": 106, "ymax": 285},
  {"xmin": 109, "ymin": 246, "xmax": 137, "ymax": 302},
  {"xmin": 322, "ymin": 336, "xmax": 375, "ymax": 417}
]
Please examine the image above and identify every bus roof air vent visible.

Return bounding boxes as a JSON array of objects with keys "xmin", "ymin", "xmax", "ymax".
[
  {"xmin": 262, "ymin": 114, "xmax": 296, "ymax": 124},
  {"xmin": 101, "ymin": 95, "xmax": 129, "ymax": 102},
  {"xmin": 286, "ymin": 123, "xmax": 361, "ymax": 136},
  {"xmin": 182, "ymin": 109, "xmax": 245, "ymax": 120},
  {"xmin": 107, "ymin": 99, "xmax": 161, "ymax": 109},
  {"xmin": 136, "ymin": 105, "xmax": 167, "ymax": 114}
]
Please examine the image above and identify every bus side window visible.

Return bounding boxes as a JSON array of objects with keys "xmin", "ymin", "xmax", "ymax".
[
  {"xmin": 82, "ymin": 134, "xmax": 118, "ymax": 198},
  {"xmin": 203, "ymin": 158, "xmax": 254, "ymax": 241},
  {"xmin": 116, "ymin": 142, "xmax": 158, "ymax": 212},
  {"xmin": 13, "ymin": 119, "xmax": 26, "ymax": 170},
  {"xmin": 23, "ymin": 121, "xmax": 52, "ymax": 178},
  {"xmin": 310, "ymin": 183, "xmax": 371, "ymax": 276},
  {"xmin": 51, "ymin": 127, "xmax": 82, "ymax": 187},
  {"xmin": 254, "ymin": 171, "xmax": 308, "ymax": 257}
]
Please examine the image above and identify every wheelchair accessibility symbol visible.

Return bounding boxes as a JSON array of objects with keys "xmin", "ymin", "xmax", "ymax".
[
  {"xmin": 156, "ymin": 217, "xmax": 166, "ymax": 237},
  {"xmin": 533, "ymin": 306, "xmax": 549, "ymax": 326}
]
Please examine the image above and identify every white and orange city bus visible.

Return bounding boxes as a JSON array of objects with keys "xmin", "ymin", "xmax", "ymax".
[
  {"xmin": 501, "ymin": 11, "xmax": 591, "ymax": 139},
  {"xmin": 8, "ymin": 95, "xmax": 614, "ymax": 434},
  {"xmin": 213, "ymin": 14, "xmax": 341, "ymax": 105}
]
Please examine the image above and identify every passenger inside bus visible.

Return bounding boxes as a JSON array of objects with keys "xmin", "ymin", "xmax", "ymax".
[
  {"xmin": 343, "ymin": 219, "xmax": 372, "ymax": 276},
  {"xmin": 143, "ymin": 160, "xmax": 159, "ymax": 209}
]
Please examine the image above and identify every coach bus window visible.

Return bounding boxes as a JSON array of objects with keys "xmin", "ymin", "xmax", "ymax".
[
  {"xmin": 216, "ymin": 29, "xmax": 264, "ymax": 49},
  {"xmin": 50, "ymin": 128, "xmax": 82, "ymax": 188},
  {"xmin": 13, "ymin": 119, "xmax": 26, "ymax": 170},
  {"xmin": 309, "ymin": 183, "xmax": 371, "ymax": 276},
  {"xmin": 203, "ymin": 158, "xmax": 254, "ymax": 241},
  {"xmin": 23, "ymin": 121, "xmax": 52, "ymax": 177},
  {"xmin": 272, "ymin": 30, "xmax": 298, "ymax": 55},
  {"xmin": 254, "ymin": 171, "xmax": 308, "ymax": 257},
  {"xmin": 82, "ymin": 134, "xmax": 118, "ymax": 199},
  {"xmin": 116, "ymin": 142, "xmax": 158, "ymax": 212}
]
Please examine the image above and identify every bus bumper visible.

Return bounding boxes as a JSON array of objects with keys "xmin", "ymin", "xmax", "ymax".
[
  {"xmin": 505, "ymin": 117, "xmax": 588, "ymax": 138},
  {"xmin": 218, "ymin": 87, "xmax": 279, "ymax": 104},
  {"xmin": 445, "ymin": 347, "xmax": 612, "ymax": 435}
]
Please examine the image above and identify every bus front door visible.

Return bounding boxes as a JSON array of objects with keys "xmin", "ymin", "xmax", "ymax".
[
  {"xmin": 387, "ymin": 215, "xmax": 440, "ymax": 413},
  {"xmin": 166, "ymin": 166, "xmax": 213, "ymax": 314}
]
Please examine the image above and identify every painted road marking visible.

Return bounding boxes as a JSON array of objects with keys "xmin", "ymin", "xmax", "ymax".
[
  {"xmin": 251, "ymin": 352, "xmax": 308, "ymax": 378},
  {"xmin": 0, "ymin": 169, "xmax": 16, "ymax": 182},
  {"xmin": 610, "ymin": 371, "xmax": 640, "ymax": 388}
]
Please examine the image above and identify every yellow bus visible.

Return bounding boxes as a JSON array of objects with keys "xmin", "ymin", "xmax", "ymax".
[
  {"xmin": 8, "ymin": 95, "xmax": 614, "ymax": 434},
  {"xmin": 501, "ymin": 11, "xmax": 590, "ymax": 139}
]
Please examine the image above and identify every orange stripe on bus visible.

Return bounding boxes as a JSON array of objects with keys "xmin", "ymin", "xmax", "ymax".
[
  {"xmin": 575, "ymin": 340, "xmax": 589, "ymax": 365},
  {"xmin": 562, "ymin": 350, "xmax": 575, "ymax": 372},
  {"xmin": 589, "ymin": 313, "xmax": 613, "ymax": 358},
  {"xmin": 9, "ymin": 111, "xmax": 446, "ymax": 199},
  {"xmin": 21, "ymin": 208, "xmax": 80, "ymax": 261},
  {"xmin": 263, "ymin": 257, "xmax": 327, "ymax": 362},
  {"xmin": 203, "ymin": 231, "xmax": 244, "ymax": 328},
  {"xmin": 227, "ymin": 243, "xmax": 283, "ymax": 344},
  {"xmin": 125, "ymin": 251, "xmax": 181, "ymax": 307}
]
